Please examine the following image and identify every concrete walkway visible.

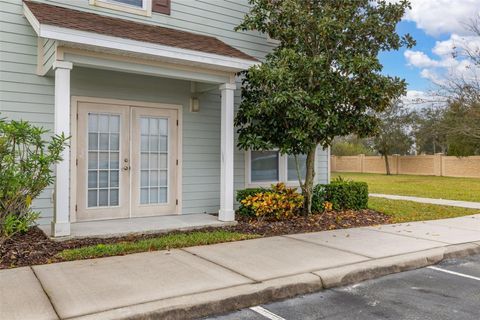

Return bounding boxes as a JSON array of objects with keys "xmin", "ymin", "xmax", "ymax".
[
  {"xmin": 370, "ymin": 193, "xmax": 480, "ymax": 209},
  {"xmin": 2, "ymin": 215, "xmax": 480, "ymax": 320}
]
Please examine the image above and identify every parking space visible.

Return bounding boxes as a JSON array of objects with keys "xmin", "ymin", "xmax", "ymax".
[{"xmin": 205, "ymin": 254, "xmax": 480, "ymax": 320}]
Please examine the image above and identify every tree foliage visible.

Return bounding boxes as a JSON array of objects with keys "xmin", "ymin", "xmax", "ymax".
[
  {"xmin": 0, "ymin": 119, "xmax": 68, "ymax": 242},
  {"xmin": 331, "ymin": 135, "xmax": 374, "ymax": 156},
  {"xmin": 431, "ymin": 19, "xmax": 480, "ymax": 154},
  {"xmin": 235, "ymin": 0, "xmax": 414, "ymax": 212},
  {"xmin": 412, "ymin": 106, "xmax": 448, "ymax": 155},
  {"xmin": 372, "ymin": 101, "xmax": 413, "ymax": 174}
]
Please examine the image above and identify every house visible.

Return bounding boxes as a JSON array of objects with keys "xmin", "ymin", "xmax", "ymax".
[{"xmin": 0, "ymin": 0, "xmax": 330, "ymax": 237}]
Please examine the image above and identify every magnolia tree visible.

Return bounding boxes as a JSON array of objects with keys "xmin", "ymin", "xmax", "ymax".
[{"xmin": 235, "ymin": 0, "xmax": 415, "ymax": 213}]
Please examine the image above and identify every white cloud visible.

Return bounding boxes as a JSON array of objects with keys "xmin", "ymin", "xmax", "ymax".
[
  {"xmin": 402, "ymin": 90, "xmax": 447, "ymax": 110},
  {"xmin": 405, "ymin": 33, "xmax": 480, "ymax": 86},
  {"xmin": 404, "ymin": 50, "xmax": 438, "ymax": 68},
  {"xmin": 404, "ymin": 0, "xmax": 480, "ymax": 36}
]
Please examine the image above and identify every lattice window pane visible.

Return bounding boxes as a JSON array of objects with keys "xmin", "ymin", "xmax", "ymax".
[
  {"xmin": 87, "ymin": 113, "xmax": 121, "ymax": 208},
  {"xmin": 139, "ymin": 116, "xmax": 169, "ymax": 204}
]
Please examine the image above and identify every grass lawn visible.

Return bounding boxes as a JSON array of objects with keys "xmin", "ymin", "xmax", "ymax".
[
  {"xmin": 332, "ymin": 172, "xmax": 480, "ymax": 202},
  {"xmin": 57, "ymin": 230, "xmax": 258, "ymax": 261},
  {"xmin": 369, "ymin": 197, "xmax": 480, "ymax": 223}
]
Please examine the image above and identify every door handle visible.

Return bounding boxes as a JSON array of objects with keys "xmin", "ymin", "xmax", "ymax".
[{"xmin": 123, "ymin": 165, "xmax": 130, "ymax": 171}]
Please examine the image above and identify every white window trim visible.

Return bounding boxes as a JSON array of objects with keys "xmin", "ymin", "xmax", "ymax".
[
  {"xmin": 245, "ymin": 150, "xmax": 306, "ymax": 188},
  {"xmin": 89, "ymin": 0, "xmax": 152, "ymax": 17}
]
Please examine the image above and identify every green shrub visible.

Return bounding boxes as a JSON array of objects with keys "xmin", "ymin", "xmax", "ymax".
[
  {"xmin": 240, "ymin": 183, "xmax": 304, "ymax": 220},
  {"xmin": 0, "ymin": 119, "xmax": 68, "ymax": 242},
  {"xmin": 236, "ymin": 187, "xmax": 269, "ymax": 217},
  {"xmin": 312, "ymin": 178, "xmax": 369, "ymax": 211}
]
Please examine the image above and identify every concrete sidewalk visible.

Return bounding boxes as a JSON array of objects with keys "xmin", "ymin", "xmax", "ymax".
[
  {"xmin": 370, "ymin": 193, "xmax": 480, "ymax": 209},
  {"xmin": 2, "ymin": 215, "xmax": 480, "ymax": 320}
]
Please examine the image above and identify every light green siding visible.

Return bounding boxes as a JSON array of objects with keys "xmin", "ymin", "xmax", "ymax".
[
  {"xmin": 0, "ymin": 0, "xmax": 329, "ymax": 224},
  {"xmin": 1, "ymin": 0, "xmax": 56, "ymax": 224}
]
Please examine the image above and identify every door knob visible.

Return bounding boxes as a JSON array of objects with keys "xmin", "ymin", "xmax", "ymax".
[{"xmin": 123, "ymin": 165, "xmax": 130, "ymax": 171}]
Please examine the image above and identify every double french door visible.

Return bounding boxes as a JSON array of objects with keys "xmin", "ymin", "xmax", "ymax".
[{"xmin": 76, "ymin": 102, "xmax": 178, "ymax": 221}]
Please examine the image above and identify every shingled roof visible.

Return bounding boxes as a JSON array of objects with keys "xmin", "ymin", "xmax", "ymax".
[{"xmin": 24, "ymin": 0, "xmax": 258, "ymax": 62}]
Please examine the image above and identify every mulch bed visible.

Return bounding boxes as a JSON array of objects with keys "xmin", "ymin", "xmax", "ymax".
[{"xmin": 0, "ymin": 209, "xmax": 391, "ymax": 269}]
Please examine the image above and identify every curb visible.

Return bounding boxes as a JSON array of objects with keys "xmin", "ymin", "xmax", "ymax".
[{"xmin": 71, "ymin": 242, "xmax": 480, "ymax": 320}]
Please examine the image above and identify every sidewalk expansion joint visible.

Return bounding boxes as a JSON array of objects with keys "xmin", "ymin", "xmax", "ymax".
[
  {"xmin": 178, "ymin": 248, "xmax": 259, "ymax": 283},
  {"xmin": 364, "ymin": 226, "xmax": 452, "ymax": 244},
  {"xmin": 280, "ymin": 234, "xmax": 373, "ymax": 259},
  {"xmin": 30, "ymin": 266, "xmax": 62, "ymax": 320},
  {"xmin": 422, "ymin": 220, "xmax": 480, "ymax": 232}
]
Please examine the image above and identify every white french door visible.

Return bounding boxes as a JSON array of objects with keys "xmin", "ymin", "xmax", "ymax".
[{"xmin": 76, "ymin": 102, "xmax": 178, "ymax": 221}]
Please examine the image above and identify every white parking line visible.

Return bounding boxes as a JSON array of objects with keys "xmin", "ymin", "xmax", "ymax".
[
  {"xmin": 250, "ymin": 306, "xmax": 286, "ymax": 320},
  {"xmin": 427, "ymin": 266, "xmax": 480, "ymax": 281}
]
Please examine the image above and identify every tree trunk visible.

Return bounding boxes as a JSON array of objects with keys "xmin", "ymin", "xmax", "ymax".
[
  {"xmin": 301, "ymin": 147, "xmax": 316, "ymax": 215},
  {"xmin": 383, "ymin": 153, "xmax": 391, "ymax": 175}
]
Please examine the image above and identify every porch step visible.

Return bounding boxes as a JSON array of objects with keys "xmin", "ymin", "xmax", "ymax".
[{"xmin": 38, "ymin": 214, "xmax": 236, "ymax": 240}]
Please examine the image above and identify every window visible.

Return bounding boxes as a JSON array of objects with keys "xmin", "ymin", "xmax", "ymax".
[
  {"xmin": 90, "ymin": 0, "xmax": 153, "ymax": 16},
  {"xmin": 247, "ymin": 151, "xmax": 310, "ymax": 186},
  {"xmin": 110, "ymin": 0, "xmax": 144, "ymax": 7},
  {"xmin": 251, "ymin": 151, "xmax": 279, "ymax": 182},
  {"xmin": 287, "ymin": 154, "xmax": 307, "ymax": 182}
]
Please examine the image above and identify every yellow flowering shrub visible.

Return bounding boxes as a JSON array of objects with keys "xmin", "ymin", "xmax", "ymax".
[
  {"xmin": 240, "ymin": 183, "xmax": 304, "ymax": 220},
  {"xmin": 323, "ymin": 201, "xmax": 333, "ymax": 211}
]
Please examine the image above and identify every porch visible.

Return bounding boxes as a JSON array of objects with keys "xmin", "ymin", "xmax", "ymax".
[
  {"xmin": 23, "ymin": 1, "xmax": 258, "ymax": 237},
  {"xmin": 38, "ymin": 214, "xmax": 235, "ymax": 239}
]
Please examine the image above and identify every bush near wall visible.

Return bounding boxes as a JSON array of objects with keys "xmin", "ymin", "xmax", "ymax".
[
  {"xmin": 236, "ymin": 184, "xmax": 304, "ymax": 219},
  {"xmin": 236, "ymin": 187, "xmax": 269, "ymax": 217},
  {"xmin": 0, "ymin": 118, "xmax": 68, "ymax": 243},
  {"xmin": 312, "ymin": 179, "xmax": 369, "ymax": 212}
]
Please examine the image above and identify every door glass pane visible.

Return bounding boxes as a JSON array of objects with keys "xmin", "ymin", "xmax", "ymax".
[
  {"xmin": 99, "ymin": 171, "xmax": 109, "ymax": 188},
  {"xmin": 159, "ymin": 170, "xmax": 167, "ymax": 186},
  {"xmin": 88, "ymin": 190, "xmax": 97, "ymax": 207},
  {"xmin": 99, "ymin": 133, "xmax": 109, "ymax": 150},
  {"xmin": 251, "ymin": 151, "xmax": 279, "ymax": 182},
  {"xmin": 110, "ymin": 189, "xmax": 119, "ymax": 206},
  {"xmin": 139, "ymin": 116, "xmax": 169, "ymax": 204},
  {"xmin": 159, "ymin": 154, "xmax": 167, "ymax": 169},
  {"xmin": 99, "ymin": 189, "xmax": 108, "ymax": 206},
  {"xmin": 288, "ymin": 154, "xmax": 307, "ymax": 181},
  {"xmin": 159, "ymin": 187, "xmax": 167, "ymax": 203},
  {"xmin": 150, "ymin": 171, "xmax": 159, "ymax": 186},
  {"xmin": 98, "ymin": 115, "xmax": 109, "ymax": 133},
  {"xmin": 87, "ymin": 113, "xmax": 121, "ymax": 208},
  {"xmin": 88, "ymin": 171, "xmax": 97, "ymax": 188},
  {"xmin": 110, "ymin": 171, "xmax": 119, "ymax": 188},
  {"xmin": 99, "ymin": 152, "xmax": 109, "ymax": 169},
  {"xmin": 88, "ymin": 133, "xmax": 98, "ymax": 150},
  {"xmin": 110, "ymin": 134, "xmax": 119, "ymax": 151}
]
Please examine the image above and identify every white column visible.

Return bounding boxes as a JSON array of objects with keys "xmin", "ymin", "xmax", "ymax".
[
  {"xmin": 219, "ymin": 83, "xmax": 236, "ymax": 221},
  {"xmin": 51, "ymin": 61, "xmax": 73, "ymax": 237}
]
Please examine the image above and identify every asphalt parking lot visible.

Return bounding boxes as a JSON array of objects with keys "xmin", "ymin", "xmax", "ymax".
[{"xmin": 205, "ymin": 254, "xmax": 480, "ymax": 320}]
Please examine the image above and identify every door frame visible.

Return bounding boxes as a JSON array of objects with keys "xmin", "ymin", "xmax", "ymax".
[{"xmin": 70, "ymin": 96, "xmax": 183, "ymax": 223}]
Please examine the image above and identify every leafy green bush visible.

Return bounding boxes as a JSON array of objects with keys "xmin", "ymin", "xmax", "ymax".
[
  {"xmin": 0, "ymin": 119, "xmax": 68, "ymax": 242},
  {"xmin": 236, "ymin": 187, "xmax": 269, "ymax": 217},
  {"xmin": 239, "ymin": 183, "xmax": 304, "ymax": 220},
  {"xmin": 312, "ymin": 178, "xmax": 368, "ymax": 211}
]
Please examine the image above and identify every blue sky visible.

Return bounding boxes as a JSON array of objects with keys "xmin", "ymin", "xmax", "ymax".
[
  {"xmin": 376, "ymin": 0, "xmax": 480, "ymax": 101},
  {"xmin": 379, "ymin": 21, "xmax": 444, "ymax": 92}
]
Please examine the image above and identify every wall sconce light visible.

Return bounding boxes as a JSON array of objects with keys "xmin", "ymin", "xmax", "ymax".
[{"xmin": 190, "ymin": 96, "xmax": 200, "ymax": 112}]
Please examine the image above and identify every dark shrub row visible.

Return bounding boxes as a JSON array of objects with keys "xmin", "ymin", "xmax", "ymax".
[{"xmin": 237, "ymin": 178, "xmax": 368, "ymax": 217}]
